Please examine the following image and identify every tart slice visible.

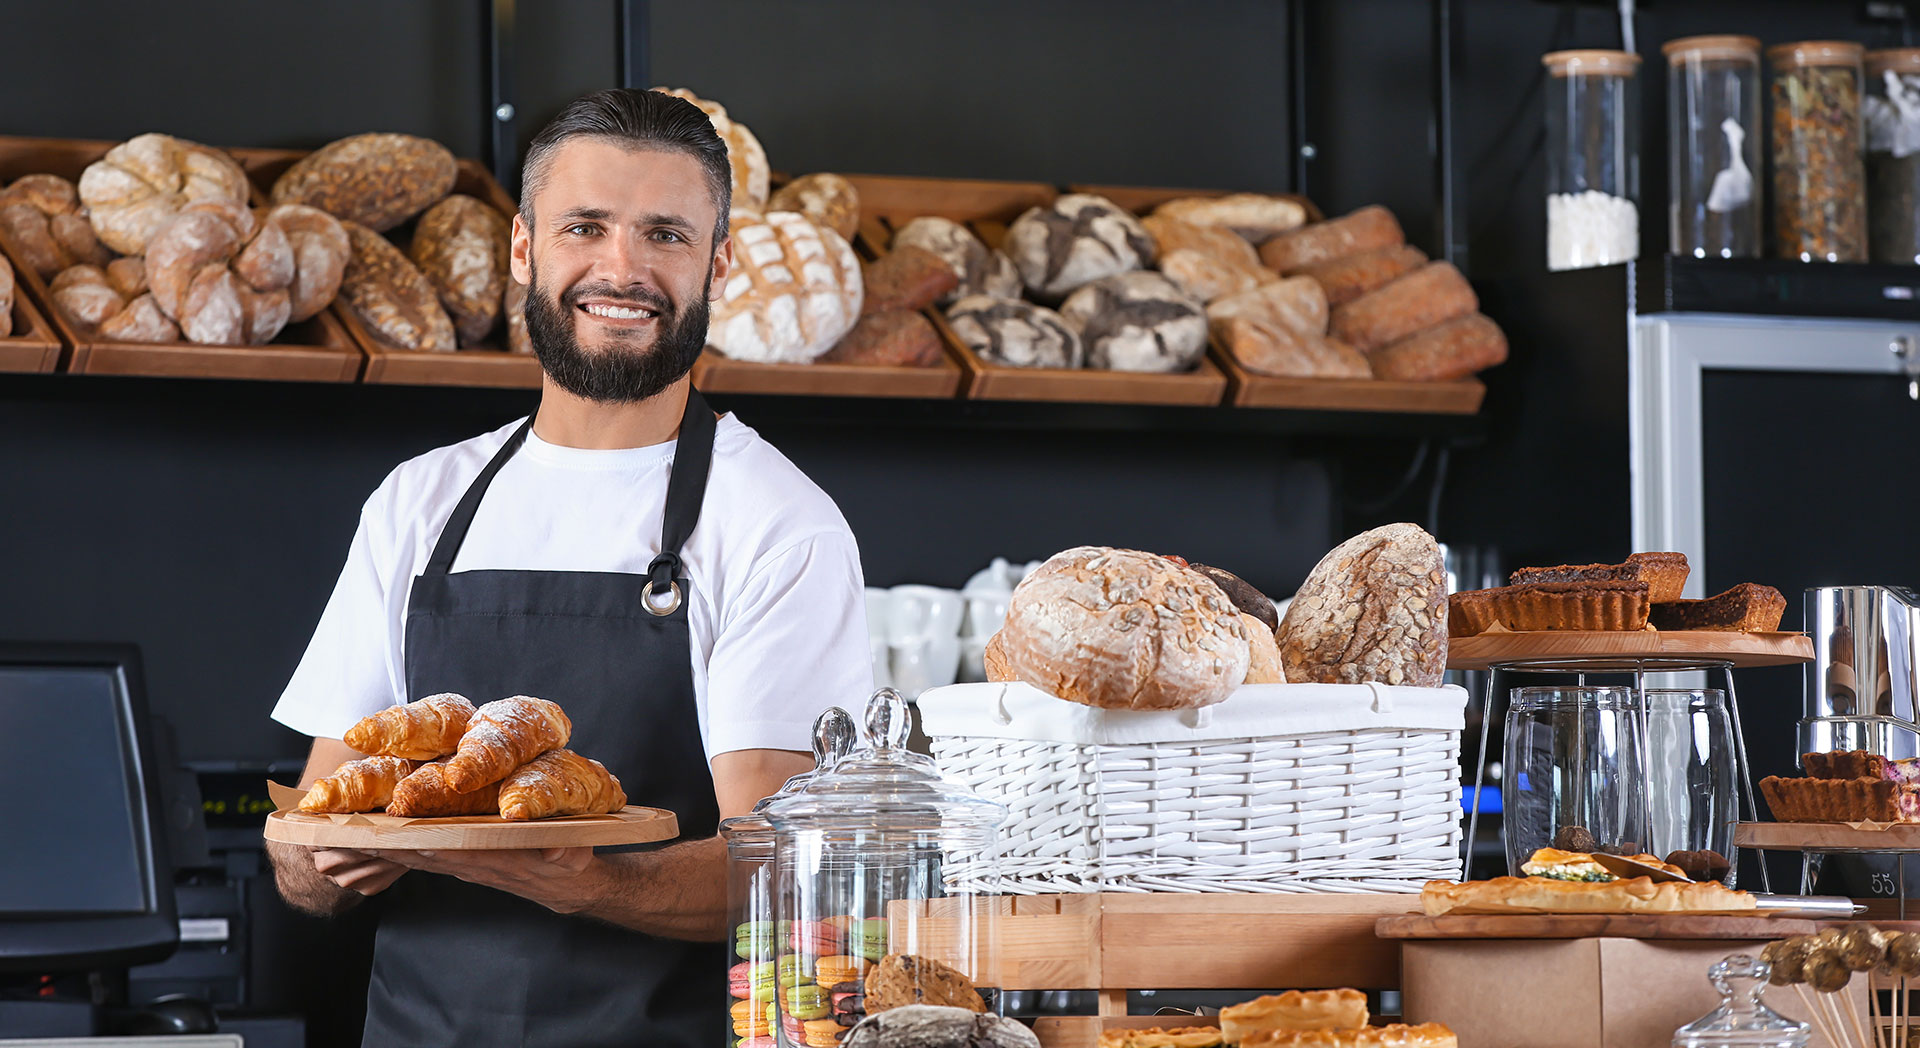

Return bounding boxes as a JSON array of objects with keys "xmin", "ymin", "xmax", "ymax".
[
  {"xmin": 1509, "ymin": 551, "xmax": 1690, "ymax": 603},
  {"xmin": 1648, "ymin": 583, "xmax": 1786, "ymax": 632},
  {"xmin": 1447, "ymin": 580, "xmax": 1650, "ymax": 638}
]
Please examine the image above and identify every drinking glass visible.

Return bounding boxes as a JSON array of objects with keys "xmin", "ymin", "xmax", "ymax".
[
  {"xmin": 1646, "ymin": 689, "xmax": 1739, "ymax": 885},
  {"xmin": 1503, "ymin": 686, "xmax": 1651, "ymax": 874}
]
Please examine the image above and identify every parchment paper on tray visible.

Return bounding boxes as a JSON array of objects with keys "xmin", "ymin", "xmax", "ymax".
[{"xmin": 264, "ymin": 779, "xmax": 626, "ymax": 825}]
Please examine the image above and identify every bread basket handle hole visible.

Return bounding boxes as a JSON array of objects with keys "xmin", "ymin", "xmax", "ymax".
[
  {"xmin": 991, "ymin": 688, "xmax": 1014, "ymax": 726},
  {"xmin": 1368, "ymin": 682, "xmax": 1395, "ymax": 714},
  {"xmin": 1181, "ymin": 706, "xmax": 1213, "ymax": 729}
]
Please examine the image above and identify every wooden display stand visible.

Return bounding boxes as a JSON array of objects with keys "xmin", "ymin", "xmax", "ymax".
[
  {"xmin": 0, "ymin": 135, "xmax": 364, "ymax": 383},
  {"xmin": 893, "ymin": 892, "xmax": 1416, "ymax": 1048},
  {"xmin": 236, "ymin": 149, "xmax": 543, "ymax": 389},
  {"xmin": 1, "ymin": 290, "xmax": 64, "ymax": 373}
]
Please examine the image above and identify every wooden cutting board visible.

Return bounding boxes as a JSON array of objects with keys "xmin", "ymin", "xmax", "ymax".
[
  {"xmin": 1446, "ymin": 630, "xmax": 1813, "ymax": 671},
  {"xmin": 263, "ymin": 805, "xmax": 678, "ymax": 850},
  {"xmin": 1376, "ymin": 913, "xmax": 1820, "ymax": 940}
]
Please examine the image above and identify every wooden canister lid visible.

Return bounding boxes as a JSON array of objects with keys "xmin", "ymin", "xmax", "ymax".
[
  {"xmin": 1662, "ymin": 35, "xmax": 1761, "ymax": 65},
  {"xmin": 1543, "ymin": 49, "xmax": 1643, "ymax": 78}
]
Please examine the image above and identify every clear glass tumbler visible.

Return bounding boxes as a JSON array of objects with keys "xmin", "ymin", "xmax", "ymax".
[
  {"xmin": 1645, "ymin": 689, "xmax": 1740, "ymax": 885},
  {"xmin": 1503, "ymin": 686, "xmax": 1650, "ymax": 874}
]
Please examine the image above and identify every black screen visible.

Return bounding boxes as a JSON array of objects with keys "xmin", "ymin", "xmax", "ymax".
[{"xmin": 0, "ymin": 666, "xmax": 151, "ymax": 914}]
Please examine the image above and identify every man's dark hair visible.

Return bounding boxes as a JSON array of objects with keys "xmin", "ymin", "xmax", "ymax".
[{"xmin": 520, "ymin": 88, "xmax": 731, "ymax": 239}]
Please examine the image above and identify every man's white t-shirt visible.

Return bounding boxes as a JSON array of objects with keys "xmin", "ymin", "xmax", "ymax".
[{"xmin": 271, "ymin": 413, "xmax": 872, "ymax": 761}]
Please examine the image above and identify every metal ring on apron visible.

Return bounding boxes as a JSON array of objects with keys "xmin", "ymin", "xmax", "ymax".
[{"xmin": 643, "ymin": 580, "xmax": 683, "ymax": 617}]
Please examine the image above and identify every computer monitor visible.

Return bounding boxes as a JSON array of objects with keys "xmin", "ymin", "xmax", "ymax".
[{"xmin": 0, "ymin": 642, "xmax": 177, "ymax": 973}]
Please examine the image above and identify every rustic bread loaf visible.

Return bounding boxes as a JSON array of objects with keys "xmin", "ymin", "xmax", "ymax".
[
  {"xmin": 890, "ymin": 217, "xmax": 1021, "ymax": 303},
  {"xmin": 945, "ymin": 296, "xmax": 1081, "ymax": 368},
  {"xmin": 1243, "ymin": 613, "xmax": 1286, "ymax": 683},
  {"xmin": 1060, "ymin": 271, "xmax": 1208, "ymax": 372},
  {"xmin": 861, "ymin": 245, "xmax": 959, "ymax": 315},
  {"xmin": 1214, "ymin": 316, "xmax": 1371, "ymax": 379},
  {"xmin": 0, "ymin": 254, "xmax": 11, "ymax": 336},
  {"xmin": 1207, "ymin": 277, "xmax": 1329, "ymax": 336},
  {"xmin": 50, "ymin": 264, "xmax": 130, "ymax": 329},
  {"xmin": 1187, "ymin": 563, "xmax": 1279, "ymax": 632},
  {"xmin": 144, "ymin": 202, "xmax": 296, "ymax": 345},
  {"xmin": 1279, "ymin": 523, "xmax": 1448, "ymax": 687},
  {"xmin": 769, "ymin": 173, "xmax": 860, "ymax": 240},
  {"xmin": 105, "ymin": 257, "xmax": 147, "ymax": 297},
  {"xmin": 270, "ymin": 133, "xmax": 456, "ymax": 232},
  {"xmin": 99, "ymin": 294, "xmax": 181, "ymax": 343},
  {"xmin": 1006, "ymin": 194, "xmax": 1155, "ymax": 301},
  {"xmin": 1152, "ymin": 193, "xmax": 1309, "ymax": 243},
  {"xmin": 503, "ymin": 276, "xmax": 531, "ymax": 354},
  {"xmin": 337, "ymin": 220, "xmax": 457, "ymax": 352},
  {"xmin": 408, "ymin": 194, "xmax": 509, "ymax": 345},
  {"xmin": 818, "ymin": 310, "xmax": 943, "ymax": 367},
  {"xmin": 0, "ymin": 174, "xmax": 112, "ymax": 278},
  {"xmin": 1292, "ymin": 244, "xmax": 1428, "ymax": 306},
  {"xmin": 1367, "ymin": 313, "xmax": 1507, "ymax": 381},
  {"xmin": 1258, "ymin": 205, "xmax": 1405, "ymax": 273},
  {"xmin": 1329, "ymin": 262, "xmax": 1477, "ymax": 352},
  {"xmin": 710, "ymin": 211, "xmax": 863, "ymax": 363},
  {"xmin": 268, "ymin": 204, "xmax": 350, "ymax": 322},
  {"xmin": 1147, "ymin": 212, "xmax": 1277, "ymax": 302},
  {"xmin": 78, "ymin": 134, "xmax": 250, "ymax": 255},
  {"xmin": 995, "ymin": 546, "xmax": 1251, "ymax": 710},
  {"xmin": 654, "ymin": 88, "xmax": 770, "ymax": 212}
]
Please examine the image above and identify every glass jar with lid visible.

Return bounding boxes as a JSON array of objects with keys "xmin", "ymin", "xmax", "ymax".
[
  {"xmin": 1671, "ymin": 955, "xmax": 1809, "ymax": 1048},
  {"xmin": 766, "ymin": 688, "xmax": 1006, "ymax": 1048},
  {"xmin": 1544, "ymin": 49, "xmax": 1642, "ymax": 270},
  {"xmin": 1865, "ymin": 48, "xmax": 1920, "ymax": 265},
  {"xmin": 721, "ymin": 707, "xmax": 855, "ymax": 1048},
  {"xmin": 1770, "ymin": 41, "xmax": 1868, "ymax": 262},
  {"xmin": 1664, "ymin": 36, "xmax": 1762, "ymax": 259}
]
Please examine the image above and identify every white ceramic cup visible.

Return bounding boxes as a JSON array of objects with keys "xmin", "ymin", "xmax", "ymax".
[
  {"xmin": 887, "ymin": 584, "xmax": 965, "ymax": 646},
  {"xmin": 962, "ymin": 590, "xmax": 1012, "ymax": 640},
  {"xmin": 890, "ymin": 634, "xmax": 963, "ymax": 698}
]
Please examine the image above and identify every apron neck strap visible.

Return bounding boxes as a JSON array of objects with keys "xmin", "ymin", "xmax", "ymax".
[{"xmin": 424, "ymin": 386, "xmax": 718, "ymax": 579}]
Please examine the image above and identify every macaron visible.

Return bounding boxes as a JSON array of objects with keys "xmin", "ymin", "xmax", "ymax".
[
  {"xmin": 789, "ymin": 919, "xmax": 845, "ymax": 956},
  {"xmin": 727, "ymin": 961, "xmax": 754, "ymax": 999},
  {"xmin": 736, "ymin": 1039, "xmax": 777, "ymax": 1048},
  {"xmin": 729, "ymin": 997, "xmax": 770, "ymax": 1039},
  {"xmin": 776, "ymin": 953, "xmax": 815, "ymax": 990},
  {"xmin": 781, "ymin": 1014, "xmax": 806, "ymax": 1042},
  {"xmin": 813, "ymin": 954, "xmax": 868, "ymax": 989},
  {"xmin": 735, "ymin": 921, "xmax": 774, "ymax": 960},
  {"xmin": 848, "ymin": 918, "xmax": 888, "ymax": 961},
  {"xmin": 803, "ymin": 1018, "xmax": 843, "ymax": 1047},
  {"xmin": 784, "ymin": 983, "xmax": 830, "ymax": 1021}
]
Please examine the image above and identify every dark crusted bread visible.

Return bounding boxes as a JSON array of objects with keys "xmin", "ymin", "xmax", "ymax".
[
  {"xmin": 1189, "ymin": 563, "xmax": 1278, "ymax": 633},
  {"xmin": 1760, "ymin": 775, "xmax": 1920, "ymax": 822},
  {"xmin": 1649, "ymin": 583, "xmax": 1786, "ymax": 632},
  {"xmin": 1447, "ymin": 580, "xmax": 1650, "ymax": 637},
  {"xmin": 1509, "ymin": 552, "xmax": 1690, "ymax": 604}
]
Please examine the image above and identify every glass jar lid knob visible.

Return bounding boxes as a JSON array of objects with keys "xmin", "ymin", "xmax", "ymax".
[
  {"xmin": 867, "ymin": 687, "xmax": 912, "ymax": 752},
  {"xmin": 1672, "ymin": 954, "xmax": 1809, "ymax": 1046}
]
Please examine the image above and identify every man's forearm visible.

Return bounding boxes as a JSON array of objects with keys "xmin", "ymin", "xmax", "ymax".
[
  {"xmin": 267, "ymin": 840, "xmax": 365, "ymax": 918},
  {"xmin": 560, "ymin": 836, "xmax": 729, "ymax": 941}
]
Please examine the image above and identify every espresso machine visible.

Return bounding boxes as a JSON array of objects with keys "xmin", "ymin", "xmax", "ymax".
[{"xmin": 1800, "ymin": 586, "xmax": 1920, "ymax": 763}]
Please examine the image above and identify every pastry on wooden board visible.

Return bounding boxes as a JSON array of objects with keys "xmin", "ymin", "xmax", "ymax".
[
  {"xmin": 498, "ymin": 749, "xmax": 627, "ymax": 820},
  {"xmin": 441, "ymin": 695, "xmax": 572, "ymax": 794},
  {"xmin": 1221, "ymin": 988, "xmax": 1368, "ymax": 1042},
  {"xmin": 1650, "ymin": 583, "xmax": 1786, "ymax": 632},
  {"xmin": 343, "ymin": 692, "xmax": 476, "ymax": 760},
  {"xmin": 1419, "ymin": 874, "xmax": 1755, "ymax": 915},
  {"xmin": 385, "ymin": 758, "xmax": 504, "ymax": 818},
  {"xmin": 1447, "ymin": 579, "xmax": 1651, "ymax": 638},
  {"xmin": 299, "ymin": 755, "xmax": 420, "ymax": 814},
  {"xmin": 1242, "ymin": 1024, "xmax": 1458, "ymax": 1048},
  {"xmin": 1509, "ymin": 551, "xmax": 1690, "ymax": 604}
]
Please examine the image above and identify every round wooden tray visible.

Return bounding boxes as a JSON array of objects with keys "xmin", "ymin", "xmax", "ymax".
[
  {"xmin": 1446, "ymin": 630, "xmax": 1814, "ymax": 672},
  {"xmin": 1737, "ymin": 821, "xmax": 1920, "ymax": 853},
  {"xmin": 263, "ymin": 805, "xmax": 678, "ymax": 850},
  {"xmin": 1377, "ymin": 913, "xmax": 1820, "ymax": 940}
]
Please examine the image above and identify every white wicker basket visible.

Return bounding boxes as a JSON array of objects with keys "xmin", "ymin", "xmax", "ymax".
[{"xmin": 917, "ymin": 681, "xmax": 1465, "ymax": 894}]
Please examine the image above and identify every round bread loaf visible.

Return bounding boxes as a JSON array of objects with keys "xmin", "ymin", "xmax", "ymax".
[
  {"xmin": 78, "ymin": 134, "xmax": 251, "ymax": 255},
  {"xmin": 145, "ymin": 201, "xmax": 297, "ymax": 346},
  {"xmin": 50, "ymin": 264, "xmax": 180, "ymax": 343},
  {"xmin": 0, "ymin": 174, "xmax": 112, "ymax": 278},
  {"xmin": 996, "ymin": 546, "xmax": 1251, "ymax": 711},
  {"xmin": 1005, "ymin": 194, "xmax": 1154, "ymax": 301},
  {"xmin": 769, "ymin": 173, "xmax": 860, "ymax": 240},
  {"xmin": 98, "ymin": 294, "xmax": 179, "ymax": 343},
  {"xmin": 1243, "ymin": 613, "xmax": 1286, "ymax": 684},
  {"xmin": 106, "ymin": 258, "xmax": 147, "ymax": 298},
  {"xmin": 336, "ymin": 220, "xmax": 457, "ymax": 352},
  {"xmin": 945, "ymin": 296, "xmax": 1081, "ymax": 369},
  {"xmin": 1190, "ymin": 563, "xmax": 1278, "ymax": 632},
  {"xmin": 270, "ymin": 133, "xmax": 456, "ymax": 232},
  {"xmin": 50, "ymin": 264, "xmax": 127, "ymax": 329},
  {"xmin": 1059, "ymin": 271, "xmax": 1207, "ymax": 373},
  {"xmin": 654, "ymin": 88, "xmax": 770, "ymax": 212},
  {"xmin": 1279, "ymin": 523, "xmax": 1448, "ymax": 687},
  {"xmin": 710, "ymin": 211, "xmax": 862, "ymax": 363},
  {"xmin": 409, "ymin": 194, "xmax": 510, "ymax": 345},
  {"xmin": 270, "ymin": 204, "xmax": 351, "ymax": 322},
  {"xmin": 890, "ymin": 217, "xmax": 1022, "ymax": 304}
]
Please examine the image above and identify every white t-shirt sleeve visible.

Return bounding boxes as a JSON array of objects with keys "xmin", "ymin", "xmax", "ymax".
[
  {"xmin": 270, "ymin": 488, "xmax": 406, "ymax": 740},
  {"xmin": 702, "ymin": 530, "xmax": 872, "ymax": 758}
]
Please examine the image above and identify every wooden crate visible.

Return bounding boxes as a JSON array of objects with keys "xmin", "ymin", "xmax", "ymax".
[
  {"xmin": 0, "ymin": 136, "xmax": 363, "ymax": 383},
  {"xmin": 0, "ymin": 286, "xmax": 64, "ymax": 373},
  {"xmin": 891, "ymin": 892, "xmax": 1416, "ymax": 1048},
  {"xmin": 1066, "ymin": 183, "xmax": 1325, "ymax": 224},
  {"xmin": 238, "ymin": 149, "xmax": 541, "ymax": 389},
  {"xmin": 855, "ymin": 175, "xmax": 1228, "ymax": 407}
]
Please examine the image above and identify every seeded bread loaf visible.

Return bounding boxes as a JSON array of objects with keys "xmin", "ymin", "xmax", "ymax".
[
  {"xmin": 993, "ymin": 546, "xmax": 1251, "ymax": 711},
  {"xmin": 337, "ymin": 220, "xmax": 457, "ymax": 352},
  {"xmin": 409, "ymin": 194, "xmax": 511, "ymax": 345},
  {"xmin": 1279, "ymin": 523, "xmax": 1448, "ymax": 687},
  {"xmin": 270, "ymin": 133, "xmax": 456, "ymax": 232}
]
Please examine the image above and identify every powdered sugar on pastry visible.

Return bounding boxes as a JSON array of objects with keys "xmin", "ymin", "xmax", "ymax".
[{"xmin": 441, "ymin": 695, "xmax": 572, "ymax": 794}]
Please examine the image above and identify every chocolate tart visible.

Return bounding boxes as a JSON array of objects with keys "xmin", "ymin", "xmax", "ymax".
[
  {"xmin": 1447, "ymin": 579, "xmax": 1650, "ymax": 638},
  {"xmin": 1760, "ymin": 775, "xmax": 1920, "ymax": 823},
  {"xmin": 1648, "ymin": 582, "xmax": 1785, "ymax": 632},
  {"xmin": 1509, "ymin": 552, "xmax": 1690, "ymax": 604}
]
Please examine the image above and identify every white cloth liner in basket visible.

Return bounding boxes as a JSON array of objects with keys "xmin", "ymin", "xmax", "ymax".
[{"xmin": 917, "ymin": 681, "xmax": 1466, "ymax": 894}]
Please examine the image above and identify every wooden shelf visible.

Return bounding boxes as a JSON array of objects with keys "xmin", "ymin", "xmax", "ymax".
[
  {"xmin": 1737, "ymin": 821, "xmax": 1920, "ymax": 853},
  {"xmin": 0, "ymin": 291, "xmax": 63, "ymax": 374},
  {"xmin": 691, "ymin": 346, "xmax": 963, "ymax": 399},
  {"xmin": 1446, "ymin": 630, "xmax": 1814, "ymax": 672},
  {"xmin": 1377, "ymin": 913, "xmax": 1822, "ymax": 940}
]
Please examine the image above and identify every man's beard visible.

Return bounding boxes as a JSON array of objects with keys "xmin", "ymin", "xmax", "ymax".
[{"xmin": 524, "ymin": 260, "xmax": 711, "ymax": 403}]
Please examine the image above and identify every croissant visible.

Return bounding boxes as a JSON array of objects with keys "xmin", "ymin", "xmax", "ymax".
[
  {"xmin": 386, "ymin": 758, "xmax": 503, "ymax": 817},
  {"xmin": 343, "ymin": 693, "xmax": 475, "ymax": 760},
  {"xmin": 498, "ymin": 749, "xmax": 627, "ymax": 820},
  {"xmin": 441, "ymin": 696, "xmax": 572, "ymax": 794},
  {"xmin": 298, "ymin": 755, "xmax": 419, "ymax": 814}
]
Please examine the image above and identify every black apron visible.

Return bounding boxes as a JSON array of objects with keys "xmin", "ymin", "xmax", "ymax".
[{"xmin": 364, "ymin": 389, "xmax": 724, "ymax": 1048}]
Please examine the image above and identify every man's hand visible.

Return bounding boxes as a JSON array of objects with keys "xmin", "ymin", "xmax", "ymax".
[
  {"xmin": 311, "ymin": 847, "xmax": 410, "ymax": 897},
  {"xmin": 370, "ymin": 848, "xmax": 601, "ymax": 914}
]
